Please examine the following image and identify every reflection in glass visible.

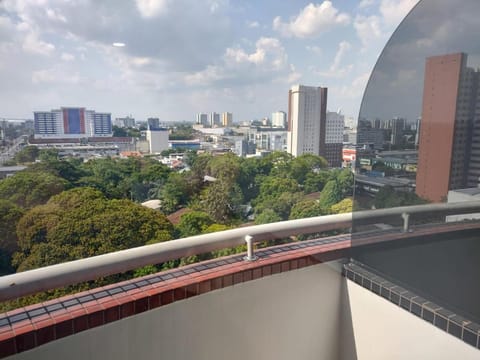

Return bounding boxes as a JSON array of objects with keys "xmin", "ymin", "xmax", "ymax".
[
  {"xmin": 352, "ymin": 0, "xmax": 480, "ymax": 326},
  {"xmin": 355, "ymin": 0, "xmax": 480, "ymax": 208}
]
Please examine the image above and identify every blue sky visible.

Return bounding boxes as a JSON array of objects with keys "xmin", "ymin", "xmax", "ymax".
[{"xmin": 0, "ymin": 0, "xmax": 418, "ymax": 122}]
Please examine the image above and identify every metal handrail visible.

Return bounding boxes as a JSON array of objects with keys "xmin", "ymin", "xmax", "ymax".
[{"xmin": 1, "ymin": 201, "xmax": 480, "ymax": 302}]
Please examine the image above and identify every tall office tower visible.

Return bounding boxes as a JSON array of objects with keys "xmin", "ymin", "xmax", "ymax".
[
  {"xmin": 196, "ymin": 113, "xmax": 208, "ymax": 127},
  {"xmin": 371, "ymin": 118, "xmax": 381, "ymax": 129},
  {"xmin": 325, "ymin": 111, "xmax": 344, "ymax": 167},
  {"xmin": 34, "ymin": 110, "xmax": 62, "ymax": 137},
  {"xmin": 209, "ymin": 112, "xmax": 220, "ymax": 127},
  {"xmin": 414, "ymin": 117, "xmax": 421, "ymax": 146},
  {"xmin": 34, "ymin": 107, "xmax": 112, "ymax": 139},
  {"xmin": 272, "ymin": 111, "xmax": 287, "ymax": 128},
  {"xmin": 287, "ymin": 85, "xmax": 328, "ymax": 159},
  {"xmin": 115, "ymin": 116, "xmax": 135, "ymax": 128},
  {"xmin": 390, "ymin": 117, "xmax": 406, "ymax": 146},
  {"xmin": 416, "ymin": 53, "xmax": 480, "ymax": 202},
  {"xmin": 147, "ymin": 117, "xmax": 160, "ymax": 129},
  {"xmin": 86, "ymin": 111, "xmax": 112, "ymax": 137},
  {"xmin": 221, "ymin": 112, "xmax": 233, "ymax": 127}
]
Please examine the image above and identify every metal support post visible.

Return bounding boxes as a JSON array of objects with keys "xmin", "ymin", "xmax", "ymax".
[
  {"xmin": 401, "ymin": 212, "xmax": 411, "ymax": 233},
  {"xmin": 243, "ymin": 235, "xmax": 257, "ymax": 261}
]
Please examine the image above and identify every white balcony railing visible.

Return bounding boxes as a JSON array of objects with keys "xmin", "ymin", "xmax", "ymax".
[{"xmin": 1, "ymin": 201, "xmax": 480, "ymax": 302}]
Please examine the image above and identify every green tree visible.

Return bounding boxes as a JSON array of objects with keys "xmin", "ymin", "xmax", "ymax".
[
  {"xmin": 318, "ymin": 180, "xmax": 344, "ymax": 211},
  {"xmin": 176, "ymin": 211, "xmax": 214, "ymax": 237},
  {"xmin": 335, "ymin": 169, "xmax": 354, "ymax": 198},
  {"xmin": 255, "ymin": 209, "xmax": 282, "ymax": 224},
  {"xmin": 201, "ymin": 181, "xmax": 243, "ymax": 223},
  {"xmin": 206, "ymin": 153, "xmax": 241, "ymax": 183},
  {"xmin": 254, "ymin": 176, "xmax": 300, "ymax": 206},
  {"xmin": 13, "ymin": 188, "xmax": 174, "ymax": 272},
  {"xmin": 265, "ymin": 151, "xmax": 293, "ymax": 177},
  {"xmin": 289, "ymin": 154, "xmax": 328, "ymax": 184},
  {"xmin": 158, "ymin": 172, "xmax": 192, "ymax": 214},
  {"xmin": 237, "ymin": 157, "xmax": 271, "ymax": 202},
  {"xmin": 0, "ymin": 200, "xmax": 24, "ymax": 274},
  {"xmin": 330, "ymin": 198, "xmax": 353, "ymax": 214},
  {"xmin": 289, "ymin": 200, "xmax": 322, "ymax": 220},
  {"xmin": 13, "ymin": 146, "xmax": 39, "ymax": 164},
  {"xmin": 38, "ymin": 148, "xmax": 59, "ymax": 162},
  {"xmin": 373, "ymin": 186, "xmax": 426, "ymax": 209},
  {"xmin": 28, "ymin": 158, "xmax": 86, "ymax": 185},
  {"xmin": 255, "ymin": 191, "xmax": 303, "ymax": 220},
  {"xmin": 0, "ymin": 171, "xmax": 68, "ymax": 208},
  {"xmin": 304, "ymin": 171, "xmax": 330, "ymax": 194}
]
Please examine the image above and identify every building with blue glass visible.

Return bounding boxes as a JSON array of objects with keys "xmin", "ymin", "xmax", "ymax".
[{"xmin": 34, "ymin": 107, "xmax": 112, "ymax": 139}]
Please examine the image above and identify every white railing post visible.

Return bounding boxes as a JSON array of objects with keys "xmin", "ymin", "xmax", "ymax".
[
  {"xmin": 402, "ymin": 212, "xmax": 411, "ymax": 233},
  {"xmin": 244, "ymin": 235, "xmax": 257, "ymax": 261}
]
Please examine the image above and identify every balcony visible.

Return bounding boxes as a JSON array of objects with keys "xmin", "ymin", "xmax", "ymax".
[{"xmin": 0, "ymin": 202, "xmax": 480, "ymax": 359}]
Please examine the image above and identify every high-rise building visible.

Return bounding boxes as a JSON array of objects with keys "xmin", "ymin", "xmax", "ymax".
[
  {"xmin": 416, "ymin": 53, "xmax": 480, "ymax": 202},
  {"xmin": 34, "ymin": 107, "xmax": 112, "ymax": 139},
  {"xmin": 271, "ymin": 111, "xmax": 286, "ymax": 128},
  {"xmin": 247, "ymin": 128, "xmax": 287, "ymax": 152},
  {"xmin": 287, "ymin": 85, "xmax": 328, "ymax": 159},
  {"xmin": 209, "ymin": 112, "xmax": 220, "ymax": 127},
  {"xmin": 414, "ymin": 117, "xmax": 421, "ymax": 146},
  {"xmin": 390, "ymin": 117, "xmax": 406, "ymax": 146},
  {"xmin": 147, "ymin": 117, "xmax": 160, "ymax": 129},
  {"xmin": 146, "ymin": 128, "xmax": 169, "ymax": 154},
  {"xmin": 221, "ymin": 112, "xmax": 233, "ymax": 127},
  {"xmin": 325, "ymin": 111, "xmax": 344, "ymax": 168},
  {"xmin": 87, "ymin": 111, "xmax": 112, "ymax": 137},
  {"xmin": 195, "ymin": 113, "xmax": 208, "ymax": 127},
  {"xmin": 115, "ymin": 116, "xmax": 135, "ymax": 128}
]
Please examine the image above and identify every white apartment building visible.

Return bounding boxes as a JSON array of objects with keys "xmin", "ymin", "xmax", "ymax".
[
  {"xmin": 209, "ymin": 112, "xmax": 220, "ymax": 127},
  {"xmin": 222, "ymin": 112, "xmax": 233, "ymax": 127},
  {"xmin": 272, "ymin": 111, "xmax": 287, "ymax": 128},
  {"xmin": 146, "ymin": 128, "xmax": 169, "ymax": 154},
  {"xmin": 196, "ymin": 113, "xmax": 208, "ymax": 127},
  {"xmin": 287, "ymin": 85, "xmax": 327, "ymax": 157},
  {"xmin": 326, "ymin": 111, "xmax": 344, "ymax": 144}
]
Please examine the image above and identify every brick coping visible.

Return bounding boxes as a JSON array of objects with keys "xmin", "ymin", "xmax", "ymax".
[{"xmin": 344, "ymin": 261, "xmax": 480, "ymax": 350}]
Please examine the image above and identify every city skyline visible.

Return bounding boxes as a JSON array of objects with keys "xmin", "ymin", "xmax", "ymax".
[{"xmin": 0, "ymin": 1, "xmax": 417, "ymax": 122}]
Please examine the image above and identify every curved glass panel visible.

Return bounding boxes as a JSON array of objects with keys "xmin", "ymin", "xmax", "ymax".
[{"xmin": 353, "ymin": 0, "xmax": 480, "ymax": 324}]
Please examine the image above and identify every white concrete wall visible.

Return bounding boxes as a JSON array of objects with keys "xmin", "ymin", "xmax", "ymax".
[
  {"xmin": 347, "ymin": 280, "xmax": 480, "ymax": 360},
  {"xmin": 10, "ymin": 262, "xmax": 349, "ymax": 360}
]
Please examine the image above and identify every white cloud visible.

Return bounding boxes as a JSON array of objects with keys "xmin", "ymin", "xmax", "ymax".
[
  {"xmin": 315, "ymin": 41, "xmax": 353, "ymax": 78},
  {"xmin": 286, "ymin": 64, "xmax": 301, "ymax": 84},
  {"xmin": 306, "ymin": 45, "xmax": 322, "ymax": 56},
  {"xmin": 22, "ymin": 31, "xmax": 55, "ymax": 56},
  {"xmin": 331, "ymin": 72, "xmax": 370, "ymax": 113},
  {"xmin": 135, "ymin": 0, "xmax": 169, "ymax": 18},
  {"xmin": 45, "ymin": 8, "xmax": 67, "ymax": 23},
  {"xmin": 354, "ymin": 15, "xmax": 383, "ymax": 47},
  {"xmin": 184, "ymin": 65, "xmax": 226, "ymax": 85},
  {"xmin": 32, "ymin": 68, "xmax": 81, "ymax": 85},
  {"xmin": 60, "ymin": 53, "xmax": 75, "ymax": 61},
  {"xmin": 330, "ymin": 41, "xmax": 351, "ymax": 72},
  {"xmin": 359, "ymin": 0, "xmax": 376, "ymax": 8},
  {"xmin": 246, "ymin": 20, "xmax": 260, "ymax": 28},
  {"xmin": 273, "ymin": 1, "xmax": 350, "ymax": 38},
  {"xmin": 185, "ymin": 37, "xmax": 295, "ymax": 86},
  {"xmin": 380, "ymin": 0, "xmax": 418, "ymax": 26},
  {"xmin": 130, "ymin": 57, "xmax": 153, "ymax": 67},
  {"xmin": 225, "ymin": 37, "xmax": 287, "ymax": 70}
]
